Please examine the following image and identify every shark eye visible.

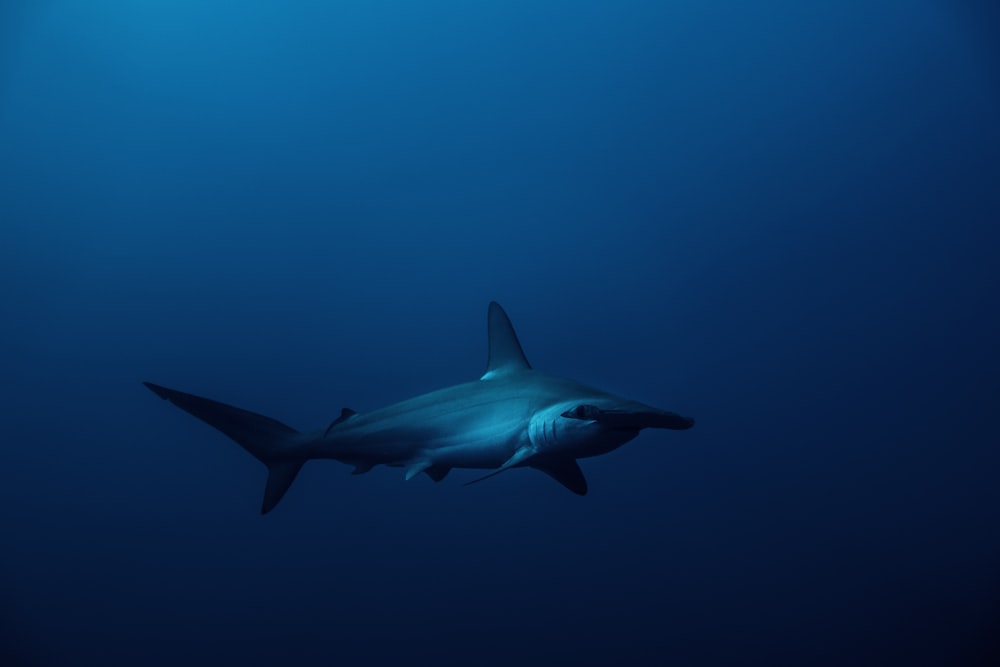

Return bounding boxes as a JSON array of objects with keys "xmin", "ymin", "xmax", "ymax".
[{"xmin": 561, "ymin": 404, "xmax": 597, "ymax": 420}]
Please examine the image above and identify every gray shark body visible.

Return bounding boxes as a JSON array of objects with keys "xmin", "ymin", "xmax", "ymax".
[{"xmin": 145, "ymin": 302, "xmax": 693, "ymax": 513}]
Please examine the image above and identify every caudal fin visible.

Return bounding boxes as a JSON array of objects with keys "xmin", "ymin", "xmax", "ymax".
[{"xmin": 143, "ymin": 382, "xmax": 304, "ymax": 514}]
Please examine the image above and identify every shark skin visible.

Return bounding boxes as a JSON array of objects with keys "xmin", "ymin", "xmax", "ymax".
[{"xmin": 144, "ymin": 302, "xmax": 694, "ymax": 513}]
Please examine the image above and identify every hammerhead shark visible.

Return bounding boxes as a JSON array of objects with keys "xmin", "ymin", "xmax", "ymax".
[{"xmin": 144, "ymin": 302, "xmax": 694, "ymax": 513}]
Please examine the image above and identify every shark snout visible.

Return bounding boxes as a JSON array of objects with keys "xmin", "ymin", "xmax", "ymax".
[
  {"xmin": 562, "ymin": 403, "xmax": 695, "ymax": 430},
  {"xmin": 642, "ymin": 409, "xmax": 695, "ymax": 430}
]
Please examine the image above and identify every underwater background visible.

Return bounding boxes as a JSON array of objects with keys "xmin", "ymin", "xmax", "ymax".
[{"xmin": 2, "ymin": 1, "xmax": 999, "ymax": 665}]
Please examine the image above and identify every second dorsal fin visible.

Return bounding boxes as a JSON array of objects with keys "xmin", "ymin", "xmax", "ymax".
[
  {"xmin": 323, "ymin": 407, "xmax": 358, "ymax": 437},
  {"xmin": 481, "ymin": 301, "xmax": 531, "ymax": 380}
]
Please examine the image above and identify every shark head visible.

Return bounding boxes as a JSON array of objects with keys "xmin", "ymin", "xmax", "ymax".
[
  {"xmin": 528, "ymin": 395, "xmax": 695, "ymax": 459},
  {"xmin": 482, "ymin": 301, "xmax": 694, "ymax": 461},
  {"xmin": 464, "ymin": 302, "xmax": 695, "ymax": 494}
]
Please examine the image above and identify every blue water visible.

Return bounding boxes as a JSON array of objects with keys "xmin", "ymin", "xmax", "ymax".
[{"xmin": 2, "ymin": 1, "xmax": 999, "ymax": 665}]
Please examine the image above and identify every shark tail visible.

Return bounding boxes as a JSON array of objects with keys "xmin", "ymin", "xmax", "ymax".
[{"xmin": 143, "ymin": 382, "xmax": 304, "ymax": 514}]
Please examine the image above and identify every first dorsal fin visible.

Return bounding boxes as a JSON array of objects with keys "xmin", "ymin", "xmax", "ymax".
[
  {"xmin": 482, "ymin": 301, "xmax": 531, "ymax": 380},
  {"xmin": 323, "ymin": 408, "xmax": 358, "ymax": 437}
]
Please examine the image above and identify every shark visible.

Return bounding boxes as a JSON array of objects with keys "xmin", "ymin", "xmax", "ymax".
[{"xmin": 144, "ymin": 302, "xmax": 694, "ymax": 513}]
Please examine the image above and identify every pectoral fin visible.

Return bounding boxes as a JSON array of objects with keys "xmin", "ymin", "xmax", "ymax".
[{"xmin": 532, "ymin": 458, "xmax": 588, "ymax": 495}]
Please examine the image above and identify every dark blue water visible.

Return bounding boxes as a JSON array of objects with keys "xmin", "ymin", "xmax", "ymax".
[{"xmin": 2, "ymin": 1, "xmax": 998, "ymax": 665}]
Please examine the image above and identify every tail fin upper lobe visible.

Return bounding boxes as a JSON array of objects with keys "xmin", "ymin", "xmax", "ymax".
[{"xmin": 143, "ymin": 382, "xmax": 303, "ymax": 514}]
